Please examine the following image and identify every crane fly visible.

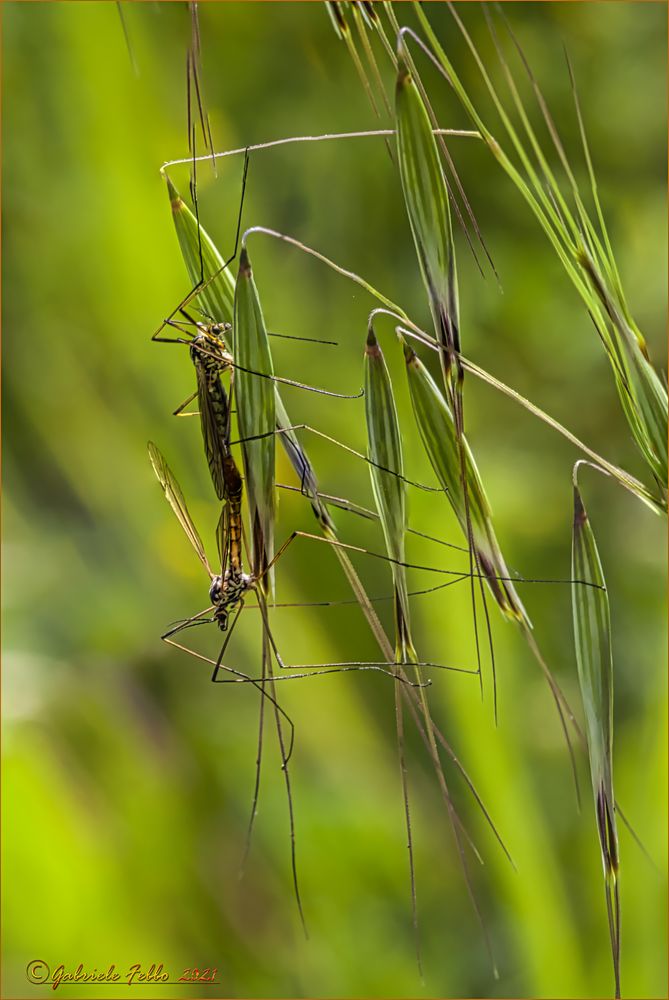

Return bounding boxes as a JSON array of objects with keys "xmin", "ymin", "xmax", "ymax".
[
  {"xmin": 147, "ymin": 440, "xmax": 458, "ymax": 937},
  {"xmin": 150, "ymin": 38, "xmax": 501, "ymax": 950},
  {"xmin": 147, "ymin": 442, "xmax": 448, "ymax": 685},
  {"xmin": 153, "ymin": 312, "xmax": 362, "ymax": 505}
]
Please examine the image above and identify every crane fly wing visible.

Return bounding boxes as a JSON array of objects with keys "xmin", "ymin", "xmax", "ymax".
[
  {"xmin": 195, "ymin": 363, "xmax": 231, "ymax": 501},
  {"xmin": 148, "ymin": 442, "xmax": 213, "ymax": 577},
  {"xmin": 217, "ymin": 501, "xmax": 232, "ymax": 577}
]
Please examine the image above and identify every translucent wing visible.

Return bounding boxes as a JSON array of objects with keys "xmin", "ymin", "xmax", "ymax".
[
  {"xmin": 194, "ymin": 363, "xmax": 232, "ymax": 502},
  {"xmin": 148, "ymin": 442, "xmax": 213, "ymax": 577},
  {"xmin": 216, "ymin": 501, "xmax": 231, "ymax": 577}
]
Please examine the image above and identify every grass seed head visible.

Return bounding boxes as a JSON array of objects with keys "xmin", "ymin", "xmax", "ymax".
[
  {"xmin": 165, "ymin": 174, "xmax": 235, "ymax": 325},
  {"xmin": 325, "ymin": 1, "xmax": 348, "ymax": 40},
  {"xmin": 364, "ymin": 327, "xmax": 415, "ymax": 662},
  {"xmin": 578, "ymin": 248, "xmax": 668, "ymax": 501},
  {"xmin": 395, "ymin": 46, "xmax": 459, "ymax": 377},
  {"xmin": 571, "ymin": 479, "xmax": 619, "ymax": 882},
  {"xmin": 403, "ymin": 339, "xmax": 528, "ymax": 625}
]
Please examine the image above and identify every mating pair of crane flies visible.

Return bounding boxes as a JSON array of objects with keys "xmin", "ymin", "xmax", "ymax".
[
  {"xmin": 150, "ymin": 139, "xmax": 588, "ymax": 717},
  {"xmin": 143, "ymin": 3, "xmax": 511, "ymax": 946},
  {"xmin": 147, "ymin": 326, "xmax": 476, "ymax": 691},
  {"xmin": 150, "ymin": 78, "xmax": 596, "ymax": 938}
]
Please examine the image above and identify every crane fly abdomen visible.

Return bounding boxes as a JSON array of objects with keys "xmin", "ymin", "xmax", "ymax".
[{"xmin": 190, "ymin": 329, "xmax": 235, "ymax": 501}]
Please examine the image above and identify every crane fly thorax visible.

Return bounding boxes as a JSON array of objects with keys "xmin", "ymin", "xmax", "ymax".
[
  {"xmin": 190, "ymin": 325, "xmax": 233, "ymax": 378},
  {"xmin": 210, "ymin": 569, "xmax": 253, "ymax": 631}
]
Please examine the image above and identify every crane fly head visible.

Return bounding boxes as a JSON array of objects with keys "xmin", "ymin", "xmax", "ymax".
[{"xmin": 190, "ymin": 323, "xmax": 233, "ymax": 371}]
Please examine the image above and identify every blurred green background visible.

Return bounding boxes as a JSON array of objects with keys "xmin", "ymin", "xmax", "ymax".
[{"xmin": 3, "ymin": 3, "xmax": 667, "ymax": 998}]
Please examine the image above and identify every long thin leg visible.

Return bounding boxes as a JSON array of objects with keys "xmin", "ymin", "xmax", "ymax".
[
  {"xmin": 234, "ymin": 423, "xmax": 445, "ymax": 494},
  {"xmin": 240, "ymin": 611, "xmax": 267, "ymax": 880},
  {"xmin": 261, "ymin": 529, "xmax": 595, "ymax": 592},
  {"xmin": 162, "ymin": 634, "xmax": 296, "ymax": 765},
  {"xmin": 265, "ymin": 575, "xmax": 472, "ymax": 609},
  {"xmin": 181, "ymin": 338, "xmax": 364, "ymax": 401},
  {"xmin": 262, "ymin": 660, "xmax": 474, "ymax": 679},
  {"xmin": 276, "ymin": 482, "xmax": 470, "ymax": 555},
  {"xmin": 173, "ymin": 389, "xmax": 199, "ymax": 416},
  {"xmin": 161, "ymin": 604, "xmax": 215, "ymax": 641},
  {"xmin": 254, "ymin": 591, "xmax": 307, "ymax": 936},
  {"xmin": 246, "ymin": 590, "xmax": 473, "ymax": 680},
  {"xmin": 394, "ymin": 677, "xmax": 422, "ymax": 978},
  {"xmin": 214, "ymin": 664, "xmax": 431, "ymax": 684},
  {"xmin": 154, "ymin": 149, "xmax": 249, "ymax": 341}
]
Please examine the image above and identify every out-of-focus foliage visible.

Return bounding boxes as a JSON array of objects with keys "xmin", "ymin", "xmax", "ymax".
[{"xmin": 2, "ymin": 3, "xmax": 666, "ymax": 998}]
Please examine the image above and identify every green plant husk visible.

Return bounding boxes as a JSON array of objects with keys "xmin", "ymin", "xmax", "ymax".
[
  {"xmin": 364, "ymin": 326, "xmax": 417, "ymax": 663},
  {"xmin": 233, "ymin": 245, "xmax": 276, "ymax": 589},
  {"xmin": 395, "ymin": 42, "xmax": 459, "ymax": 385},
  {"xmin": 571, "ymin": 470, "xmax": 621, "ymax": 997},
  {"xmin": 402, "ymin": 338, "xmax": 527, "ymax": 625}
]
